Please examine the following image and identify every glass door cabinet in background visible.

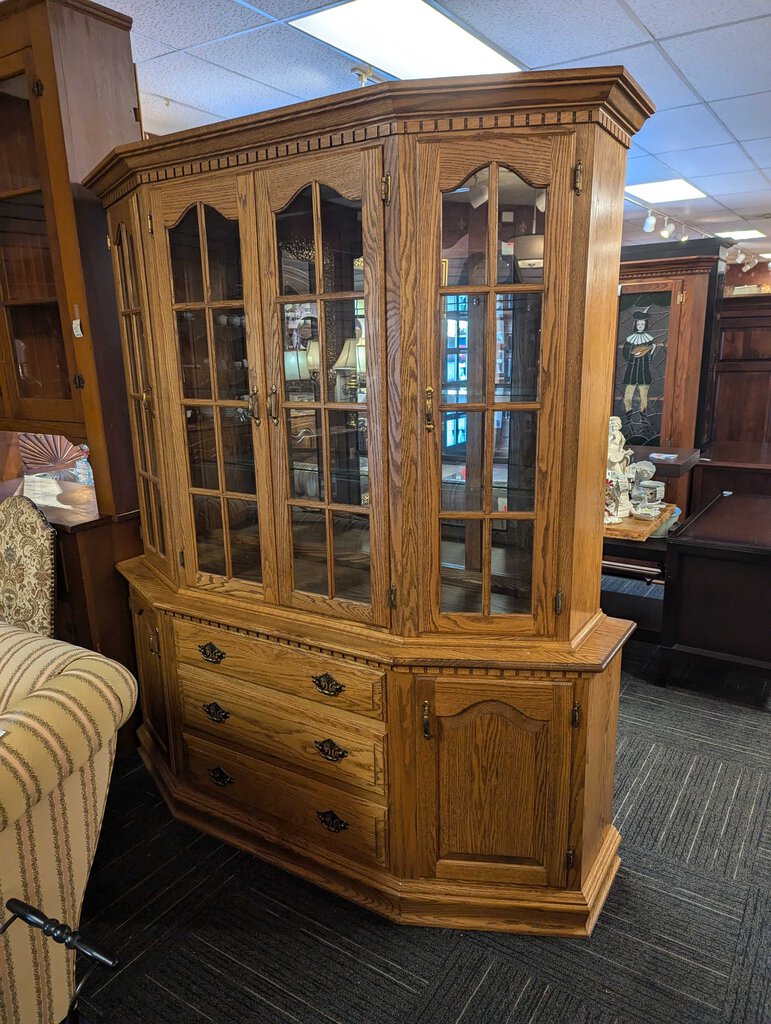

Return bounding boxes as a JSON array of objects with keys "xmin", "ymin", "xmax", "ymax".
[{"xmin": 89, "ymin": 69, "xmax": 653, "ymax": 936}]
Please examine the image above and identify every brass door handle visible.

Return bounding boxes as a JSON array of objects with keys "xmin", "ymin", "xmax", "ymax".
[
  {"xmin": 424, "ymin": 386, "xmax": 434, "ymax": 432},
  {"xmin": 247, "ymin": 384, "xmax": 260, "ymax": 425},
  {"xmin": 148, "ymin": 627, "xmax": 160, "ymax": 657},
  {"xmin": 141, "ymin": 383, "xmax": 153, "ymax": 414},
  {"xmin": 267, "ymin": 383, "xmax": 278, "ymax": 425},
  {"xmin": 422, "ymin": 700, "xmax": 431, "ymax": 739}
]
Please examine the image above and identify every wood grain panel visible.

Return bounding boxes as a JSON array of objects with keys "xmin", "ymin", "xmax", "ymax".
[
  {"xmin": 184, "ymin": 731, "xmax": 389, "ymax": 867},
  {"xmin": 178, "ymin": 663, "xmax": 386, "ymax": 795},
  {"xmin": 713, "ymin": 370, "xmax": 771, "ymax": 443},
  {"xmin": 265, "ymin": 149, "xmax": 363, "ymax": 211},
  {"xmin": 433, "ymin": 133, "xmax": 553, "ymax": 191},
  {"xmin": 173, "ymin": 617, "xmax": 385, "ymax": 718}
]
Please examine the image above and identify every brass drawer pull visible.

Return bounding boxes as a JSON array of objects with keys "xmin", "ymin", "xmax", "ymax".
[
  {"xmin": 202, "ymin": 701, "xmax": 230, "ymax": 724},
  {"xmin": 198, "ymin": 641, "xmax": 226, "ymax": 664},
  {"xmin": 314, "ymin": 738, "xmax": 348, "ymax": 763},
  {"xmin": 208, "ymin": 766, "xmax": 234, "ymax": 787},
  {"xmin": 312, "ymin": 672, "xmax": 346, "ymax": 697},
  {"xmin": 316, "ymin": 810, "xmax": 349, "ymax": 833}
]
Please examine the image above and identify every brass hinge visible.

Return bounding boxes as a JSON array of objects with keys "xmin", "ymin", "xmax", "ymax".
[
  {"xmin": 388, "ymin": 585, "xmax": 397, "ymax": 609},
  {"xmin": 554, "ymin": 588, "xmax": 564, "ymax": 615},
  {"xmin": 571, "ymin": 701, "xmax": 580, "ymax": 728},
  {"xmin": 573, "ymin": 161, "xmax": 583, "ymax": 195},
  {"xmin": 72, "ymin": 373, "xmax": 85, "ymax": 389},
  {"xmin": 178, "ymin": 548, "xmax": 186, "ymax": 568},
  {"xmin": 566, "ymin": 845, "xmax": 575, "ymax": 870},
  {"xmin": 380, "ymin": 173, "xmax": 392, "ymax": 206},
  {"xmin": 32, "ymin": 79, "xmax": 44, "ymax": 97},
  {"xmin": 106, "ymin": 234, "xmax": 112, "ymax": 251},
  {"xmin": 677, "ymin": 290, "xmax": 686, "ymax": 304},
  {"xmin": 147, "ymin": 212, "xmax": 154, "ymax": 236}
]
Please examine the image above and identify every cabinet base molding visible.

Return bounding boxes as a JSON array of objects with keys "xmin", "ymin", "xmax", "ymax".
[{"xmin": 139, "ymin": 726, "xmax": 621, "ymax": 937}]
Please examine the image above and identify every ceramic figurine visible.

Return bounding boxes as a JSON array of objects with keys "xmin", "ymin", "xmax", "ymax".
[{"xmin": 607, "ymin": 416, "xmax": 634, "ymax": 518}]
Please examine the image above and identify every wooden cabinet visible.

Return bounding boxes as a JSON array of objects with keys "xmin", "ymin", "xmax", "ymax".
[
  {"xmin": 614, "ymin": 240, "xmax": 726, "ymax": 512},
  {"xmin": 87, "ymin": 68, "xmax": 653, "ymax": 935},
  {"xmin": 0, "ymin": 0, "xmax": 141, "ymax": 517}
]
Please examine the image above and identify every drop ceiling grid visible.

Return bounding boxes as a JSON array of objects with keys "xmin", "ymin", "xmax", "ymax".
[{"xmin": 116, "ymin": 0, "xmax": 771, "ymax": 245}]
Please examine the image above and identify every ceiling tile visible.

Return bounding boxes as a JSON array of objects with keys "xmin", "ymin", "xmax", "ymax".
[
  {"xmin": 625, "ymin": 154, "xmax": 683, "ymax": 185},
  {"xmin": 634, "ymin": 197, "xmax": 731, "ymax": 220},
  {"xmin": 130, "ymin": 32, "xmax": 173, "ymax": 63},
  {"xmin": 192, "ymin": 23, "xmax": 360, "ymax": 99},
  {"xmin": 743, "ymin": 138, "xmax": 771, "ymax": 165},
  {"xmin": 105, "ymin": 0, "xmax": 268, "ymax": 49},
  {"xmin": 634, "ymin": 105, "xmax": 732, "ymax": 154},
  {"xmin": 692, "ymin": 169, "xmax": 771, "ymax": 196},
  {"xmin": 540, "ymin": 43, "xmax": 697, "ymax": 110},
  {"xmin": 711, "ymin": 93, "xmax": 771, "ymax": 141},
  {"xmin": 137, "ymin": 51, "xmax": 301, "ymax": 120},
  {"xmin": 250, "ymin": 1, "xmax": 340, "ymax": 16},
  {"xmin": 436, "ymin": 0, "xmax": 649, "ymax": 68},
  {"xmin": 723, "ymin": 189, "xmax": 771, "ymax": 213},
  {"xmin": 140, "ymin": 92, "xmax": 222, "ymax": 135},
  {"xmin": 653, "ymin": 143, "xmax": 757, "ymax": 178},
  {"xmin": 659, "ymin": 18, "xmax": 771, "ymax": 101},
  {"xmin": 624, "ymin": 1, "xmax": 771, "ymax": 38}
]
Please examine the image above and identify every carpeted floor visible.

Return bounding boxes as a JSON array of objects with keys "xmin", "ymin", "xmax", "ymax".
[{"xmin": 77, "ymin": 643, "xmax": 770, "ymax": 1024}]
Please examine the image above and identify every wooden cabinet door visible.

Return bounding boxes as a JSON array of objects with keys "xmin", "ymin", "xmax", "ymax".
[
  {"xmin": 130, "ymin": 594, "xmax": 169, "ymax": 760},
  {"xmin": 146, "ymin": 174, "xmax": 278, "ymax": 600},
  {"xmin": 254, "ymin": 147, "xmax": 389, "ymax": 626},
  {"xmin": 416, "ymin": 133, "xmax": 576, "ymax": 636},
  {"xmin": 0, "ymin": 50, "xmax": 82, "ymax": 425},
  {"xmin": 108, "ymin": 193, "xmax": 172, "ymax": 579},
  {"xmin": 416, "ymin": 676, "xmax": 572, "ymax": 887}
]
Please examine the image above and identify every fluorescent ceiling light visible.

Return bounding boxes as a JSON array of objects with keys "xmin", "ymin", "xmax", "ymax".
[
  {"xmin": 289, "ymin": 0, "xmax": 519, "ymax": 80},
  {"xmin": 624, "ymin": 179, "xmax": 706, "ymax": 203},
  {"xmin": 715, "ymin": 229, "xmax": 766, "ymax": 240},
  {"xmin": 759, "ymin": 253, "xmax": 771, "ymax": 258}
]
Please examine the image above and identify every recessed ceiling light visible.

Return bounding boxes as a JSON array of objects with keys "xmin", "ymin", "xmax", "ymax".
[
  {"xmin": 289, "ymin": 0, "xmax": 520, "ymax": 80},
  {"xmin": 715, "ymin": 229, "xmax": 766, "ymax": 240},
  {"xmin": 624, "ymin": 179, "xmax": 706, "ymax": 203}
]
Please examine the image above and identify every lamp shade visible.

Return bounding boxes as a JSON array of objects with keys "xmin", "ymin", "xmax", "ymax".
[
  {"xmin": 332, "ymin": 337, "xmax": 358, "ymax": 370},
  {"xmin": 284, "ymin": 348, "xmax": 310, "ymax": 380},
  {"xmin": 514, "ymin": 233, "xmax": 544, "ymax": 264},
  {"xmin": 306, "ymin": 338, "xmax": 320, "ymax": 372}
]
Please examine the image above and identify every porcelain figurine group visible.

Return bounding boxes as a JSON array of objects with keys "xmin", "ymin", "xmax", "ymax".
[{"xmin": 605, "ymin": 416, "xmax": 663, "ymax": 524}]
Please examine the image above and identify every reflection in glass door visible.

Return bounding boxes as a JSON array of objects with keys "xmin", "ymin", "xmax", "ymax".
[
  {"xmin": 274, "ymin": 182, "xmax": 373, "ymax": 608},
  {"xmin": 437, "ymin": 164, "xmax": 545, "ymax": 618}
]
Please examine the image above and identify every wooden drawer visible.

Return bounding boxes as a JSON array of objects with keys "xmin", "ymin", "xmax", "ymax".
[
  {"xmin": 184, "ymin": 732, "xmax": 388, "ymax": 867},
  {"xmin": 179, "ymin": 664, "xmax": 386, "ymax": 795},
  {"xmin": 173, "ymin": 618, "xmax": 384, "ymax": 719}
]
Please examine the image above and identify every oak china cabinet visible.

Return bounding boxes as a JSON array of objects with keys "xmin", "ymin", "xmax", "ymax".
[{"xmin": 87, "ymin": 68, "xmax": 653, "ymax": 934}]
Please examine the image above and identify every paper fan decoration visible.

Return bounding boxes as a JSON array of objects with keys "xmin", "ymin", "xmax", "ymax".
[{"xmin": 18, "ymin": 432, "xmax": 81, "ymax": 479}]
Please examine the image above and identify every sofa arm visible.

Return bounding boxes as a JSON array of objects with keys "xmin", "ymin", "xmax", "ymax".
[{"xmin": 0, "ymin": 654, "xmax": 137, "ymax": 831}]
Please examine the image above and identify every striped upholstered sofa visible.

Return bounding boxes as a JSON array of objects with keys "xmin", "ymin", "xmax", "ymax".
[{"xmin": 0, "ymin": 622, "xmax": 137, "ymax": 1024}]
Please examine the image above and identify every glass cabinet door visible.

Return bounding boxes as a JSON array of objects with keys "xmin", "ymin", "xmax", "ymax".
[
  {"xmin": 420, "ymin": 138, "xmax": 572, "ymax": 634},
  {"xmin": 0, "ymin": 56, "xmax": 81, "ymax": 422},
  {"xmin": 109, "ymin": 194, "xmax": 170, "ymax": 576},
  {"xmin": 152, "ymin": 180, "xmax": 272, "ymax": 594},
  {"xmin": 257, "ymin": 149, "xmax": 388, "ymax": 625}
]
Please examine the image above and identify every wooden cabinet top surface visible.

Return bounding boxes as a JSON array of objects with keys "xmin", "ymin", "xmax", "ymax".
[{"xmin": 672, "ymin": 492, "xmax": 771, "ymax": 552}]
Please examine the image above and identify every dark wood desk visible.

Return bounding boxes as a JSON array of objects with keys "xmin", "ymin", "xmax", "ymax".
[
  {"xmin": 690, "ymin": 442, "xmax": 771, "ymax": 514},
  {"xmin": 630, "ymin": 446, "xmax": 701, "ymax": 478},
  {"xmin": 661, "ymin": 492, "xmax": 771, "ymax": 681}
]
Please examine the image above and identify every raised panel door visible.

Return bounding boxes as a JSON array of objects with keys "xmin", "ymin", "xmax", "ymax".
[
  {"xmin": 417, "ymin": 134, "xmax": 575, "ymax": 635},
  {"xmin": 130, "ymin": 595, "xmax": 169, "ymax": 759},
  {"xmin": 416, "ymin": 676, "xmax": 572, "ymax": 887}
]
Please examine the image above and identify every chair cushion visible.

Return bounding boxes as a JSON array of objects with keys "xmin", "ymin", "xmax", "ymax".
[{"xmin": 0, "ymin": 497, "xmax": 55, "ymax": 638}]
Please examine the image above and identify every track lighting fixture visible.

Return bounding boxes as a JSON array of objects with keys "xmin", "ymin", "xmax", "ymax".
[
  {"xmin": 735, "ymin": 250, "xmax": 747, "ymax": 264},
  {"xmin": 642, "ymin": 209, "xmax": 656, "ymax": 232},
  {"xmin": 660, "ymin": 217, "xmax": 675, "ymax": 239},
  {"xmin": 741, "ymin": 256, "xmax": 759, "ymax": 273},
  {"xmin": 679, "ymin": 225, "xmax": 689, "ymax": 242}
]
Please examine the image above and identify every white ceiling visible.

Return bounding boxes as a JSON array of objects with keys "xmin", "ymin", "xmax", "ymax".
[{"xmin": 109, "ymin": 0, "xmax": 771, "ymax": 252}]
